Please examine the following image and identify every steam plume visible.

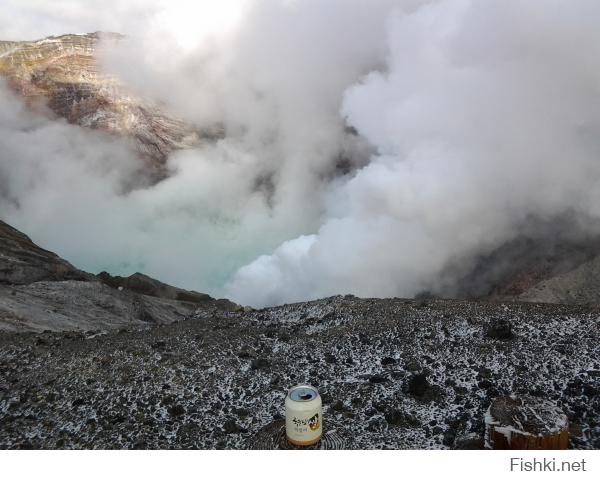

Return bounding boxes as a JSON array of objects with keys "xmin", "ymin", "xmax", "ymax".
[{"xmin": 2, "ymin": 1, "xmax": 600, "ymax": 307}]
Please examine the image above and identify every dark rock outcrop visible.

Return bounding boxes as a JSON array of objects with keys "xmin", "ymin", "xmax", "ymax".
[
  {"xmin": 485, "ymin": 319, "xmax": 514, "ymax": 341},
  {"xmin": 97, "ymin": 271, "xmax": 232, "ymax": 308},
  {"xmin": 0, "ymin": 220, "xmax": 88, "ymax": 285},
  {"xmin": 406, "ymin": 373, "xmax": 430, "ymax": 397},
  {"xmin": 0, "ymin": 219, "xmax": 232, "ymax": 331}
]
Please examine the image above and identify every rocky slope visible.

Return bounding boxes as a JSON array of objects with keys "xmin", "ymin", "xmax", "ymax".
[
  {"xmin": 0, "ymin": 220, "xmax": 232, "ymax": 332},
  {"xmin": 437, "ymin": 224, "xmax": 600, "ymax": 305},
  {"xmin": 518, "ymin": 255, "xmax": 600, "ymax": 304},
  {"xmin": 0, "ymin": 297, "xmax": 598, "ymax": 449},
  {"xmin": 0, "ymin": 220, "xmax": 88, "ymax": 285},
  {"xmin": 0, "ymin": 220, "xmax": 598, "ymax": 449},
  {"xmin": 0, "ymin": 33, "xmax": 223, "ymax": 178}
]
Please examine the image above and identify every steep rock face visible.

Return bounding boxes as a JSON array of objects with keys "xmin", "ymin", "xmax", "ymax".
[
  {"xmin": 0, "ymin": 33, "xmax": 223, "ymax": 176},
  {"xmin": 0, "ymin": 220, "xmax": 88, "ymax": 285}
]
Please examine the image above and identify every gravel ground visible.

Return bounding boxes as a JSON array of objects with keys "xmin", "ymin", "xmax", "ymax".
[{"xmin": 0, "ymin": 296, "xmax": 599, "ymax": 449}]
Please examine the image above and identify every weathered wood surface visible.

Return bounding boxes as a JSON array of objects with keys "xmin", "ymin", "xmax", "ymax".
[
  {"xmin": 248, "ymin": 420, "xmax": 347, "ymax": 450},
  {"xmin": 485, "ymin": 396, "xmax": 569, "ymax": 450}
]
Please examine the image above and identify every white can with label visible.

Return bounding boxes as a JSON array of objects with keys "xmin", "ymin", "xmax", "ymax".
[{"xmin": 285, "ymin": 384, "xmax": 322, "ymax": 446}]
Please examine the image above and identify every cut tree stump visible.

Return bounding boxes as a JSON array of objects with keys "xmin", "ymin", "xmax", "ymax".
[
  {"xmin": 248, "ymin": 419, "xmax": 347, "ymax": 450},
  {"xmin": 485, "ymin": 396, "xmax": 569, "ymax": 450}
]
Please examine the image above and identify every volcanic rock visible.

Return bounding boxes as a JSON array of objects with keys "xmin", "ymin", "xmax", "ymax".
[
  {"xmin": 0, "ymin": 220, "xmax": 88, "ymax": 285},
  {"xmin": 485, "ymin": 319, "xmax": 514, "ymax": 340},
  {"xmin": 368, "ymin": 374, "xmax": 388, "ymax": 384},
  {"xmin": 250, "ymin": 358, "xmax": 270, "ymax": 370},
  {"xmin": 0, "ymin": 220, "xmax": 231, "ymax": 331},
  {"xmin": 406, "ymin": 373, "xmax": 430, "ymax": 397},
  {"xmin": 0, "ymin": 221, "xmax": 599, "ymax": 449}
]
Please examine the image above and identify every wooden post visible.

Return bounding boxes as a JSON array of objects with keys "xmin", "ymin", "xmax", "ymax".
[{"xmin": 485, "ymin": 396, "xmax": 569, "ymax": 450}]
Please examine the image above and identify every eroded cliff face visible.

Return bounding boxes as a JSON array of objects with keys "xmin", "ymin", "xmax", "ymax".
[
  {"xmin": 0, "ymin": 33, "xmax": 222, "ymax": 177},
  {"xmin": 0, "ymin": 220, "xmax": 88, "ymax": 285}
]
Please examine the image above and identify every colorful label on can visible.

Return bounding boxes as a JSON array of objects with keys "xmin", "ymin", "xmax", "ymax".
[{"xmin": 285, "ymin": 385, "xmax": 323, "ymax": 446}]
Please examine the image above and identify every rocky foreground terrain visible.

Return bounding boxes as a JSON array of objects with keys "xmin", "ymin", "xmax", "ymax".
[
  {"xmin": 0, "ymin": 220, "xmax": 599, "ymax": 449},
  {"xmin": 0, "ymin": 297, "xmax": 599, "ymax": 449}
]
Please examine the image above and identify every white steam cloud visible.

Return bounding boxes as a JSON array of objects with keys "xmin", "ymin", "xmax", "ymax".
[{"xmin": 2, "ymin": 1, "xmax": 600, "ymax": 306}]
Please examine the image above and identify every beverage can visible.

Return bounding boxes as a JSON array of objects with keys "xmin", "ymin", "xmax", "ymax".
[{"xmin": 285, "ymin": 384, "xmax": 322, "ymax": 446}]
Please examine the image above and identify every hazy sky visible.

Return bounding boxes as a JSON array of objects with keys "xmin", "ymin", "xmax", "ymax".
[{"xmin": 2, "ymin": 1, "xmax": 600, "ymax": 306}]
